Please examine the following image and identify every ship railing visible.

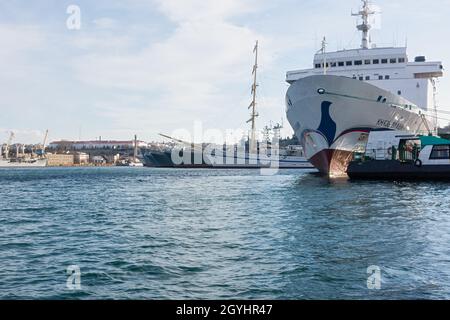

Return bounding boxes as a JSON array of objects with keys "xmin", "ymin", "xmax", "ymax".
[{"xmin": 352, "ymin": 147, "xmax": 420, "ymax": 163}]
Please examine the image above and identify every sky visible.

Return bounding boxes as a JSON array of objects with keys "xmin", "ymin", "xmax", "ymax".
[{"xmin": 1, "ymin": 0, "xmax": 450, "ymax": 144}]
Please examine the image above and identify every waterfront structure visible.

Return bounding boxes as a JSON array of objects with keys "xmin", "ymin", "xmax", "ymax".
[
  {"xmin": 74, "ymin": 152, "xmax": 89, "ymax": 165},
  {"xmin": 48, "ymin": 139, "xmax": 147, "ymax": 151},
  {"xmin": 0, "ymin": 130, "xmax": 48, "ymax": 167},
  {"xmin": 285, "ymin": 0, "xmax": 443, "ymax": 176},
  {"xmin": 46, "ymin": 154, "xmax": 74, "ymax": 167},
  {"xmin": 48, "ymin": 138, "xmax": 145, "ymax": 166},
  {"xmin": 91, "ymin": 156, "xmax": 107, "ymax": 165}
]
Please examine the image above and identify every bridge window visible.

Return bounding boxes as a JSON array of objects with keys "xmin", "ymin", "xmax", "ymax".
[
  {"xmin": 315, "ymin": 63, "xmax": 321, "ymax": 68},
  {"xmin": 366, "ymin": 76, "xmax": 370, "ymax": 80},
  {"xmin": 359, "ymin": 76, "xmax": 364, "ymax": 81},
  {"xmin": 355, "ymin": 60, "xmax": 363, "ymax": 66},
  {"xmin": 381, "ymin": 59, "xmax": 388, "ymax": 64},
  {"xmin": 385, "ymin": 75, "xmax": 390, "ymax": 80},
  {"xmin": 338, "ymin": 62, "xmax": 344, "ymax": 67},
  {"xmin": 346, "ymin": 61, "xmax": 353, "ymax": 66},
  {"xmin": 430, "ymin": 145, "xmax": 450, "ymax": 159},
  {"xmin": 373, "ymin": 59, "xmax": 380, "ymax": 64},
  {"xmin": 390, "ymin": 58, "xmax": 397, "ymax": 63},
  {"xmin": 365, "ymin": 60, "xmax": 371, "ymax": 65},
  {"xmin": 331, "ymin": 62, "xmax": 336, "ymax": 67},
  {"xmin": 378, "ymin": 75, "xmax": 383, "ymax": 80},
  {"xmin": 399, "ymin": 58, "xmax": 406, "ymax": 63}
]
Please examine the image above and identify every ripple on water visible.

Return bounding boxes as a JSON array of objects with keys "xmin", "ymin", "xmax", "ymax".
[{"xmin": 1, "ymin": 168, "xmax": 450, "ymax": 299}]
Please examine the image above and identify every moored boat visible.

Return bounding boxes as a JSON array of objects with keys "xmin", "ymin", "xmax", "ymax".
[
  {"xmin": 0, "ymin": 158, "xmax": 47, "ymax": 168},
  {"xmin": 347, "ymin": 131, "xmax": 450, "ymax": 180}
]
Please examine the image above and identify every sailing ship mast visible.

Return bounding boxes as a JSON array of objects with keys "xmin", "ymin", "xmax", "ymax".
[{"xmin": 247, "ymin": 40, "xmax": 259, "ymax": 153}]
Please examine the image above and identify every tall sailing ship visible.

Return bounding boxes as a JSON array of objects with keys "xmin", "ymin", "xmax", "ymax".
[
  {"xmin": 285, "ymin": 0, "xmax": 444, "ymax": 176},
  {"xmin": 143, "ymin": 41, "xmax": 313, "ymax": 169}
]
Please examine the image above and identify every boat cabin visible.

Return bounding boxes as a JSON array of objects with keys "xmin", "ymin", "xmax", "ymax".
[{"xmin": 355, "ymin": 130, "xmax": 450, "ymax": 165}]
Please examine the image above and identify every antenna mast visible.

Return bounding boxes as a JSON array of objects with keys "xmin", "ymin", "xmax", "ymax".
[
  {"xmin": 321, "ymin": 37, "xmax": 327, "ymax": 75},
  {"xmin": 352, "ymin": 0, "xmax": 375, "ymax": 49},
  {"xmin": 247, "ymin": 40, "xmax": 259, "ymax": 153},
  {"xmin": 134, "ymin": 134, "xmax": 138, "ymax": 163},
  {"xmin": 432, "ymin": 80, "xmax": 438, "ymax": 136}
]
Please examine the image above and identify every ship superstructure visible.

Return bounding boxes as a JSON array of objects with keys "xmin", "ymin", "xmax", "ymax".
[{"xmin": 287, "ymin": 46, "xmax": 443, "ymax": 121}]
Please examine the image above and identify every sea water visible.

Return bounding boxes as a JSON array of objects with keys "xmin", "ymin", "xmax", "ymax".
[{"xmin": 0, "ymin": 167, "xmax": 449, "ymax": 299}]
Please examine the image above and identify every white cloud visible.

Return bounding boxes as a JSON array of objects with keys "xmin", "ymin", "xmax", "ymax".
[
  {"xmin": 0, "ymin": 24, "xmax": 46, "ymax": 79},
  {"xmin": 0, "ymin": 25, "xmax": 45, "ymax": 56},
  {"xmin": 0, "ymin": 128, "xmax": 46, "ymax": 144},
  {"xmin": 70, "ymin": 0, "xmax": 272, "ymax": 137},
  {"xmin": 154, "ymin": 0, "xmax": 253, "ymax": 22},
  {"xmin": 93, "ymin": 17, "xmax": 117, "ymax": 29}
]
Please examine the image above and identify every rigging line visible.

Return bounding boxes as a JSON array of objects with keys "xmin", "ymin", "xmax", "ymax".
[
  {"xmin": 423, "ymin": 114, "xmax": 450, "ymax": 123},
  {"xmin": 426, "ymin": 106, "xmax": 450, "ymax": 111},
  {"xmin": 425, "ymin": 111, "xmax": 450, "ymax": 117},
  {"xmin": 345, "ymin": 29, "xmax": 359, "ymax": 50},
  {"xmin": 432, "ymin": 109, "xmax": 450, "ymax": 115},
  {"xmin": 322, "ymin": 90, "xmax": 450, "ymax": 123}
]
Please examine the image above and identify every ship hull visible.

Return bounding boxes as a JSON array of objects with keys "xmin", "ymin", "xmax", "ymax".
[
  {"xmin": 286, "ymin": 75, "xmax": 429, "ymax": 176},
  {"xmin": 347, "ymin": 160, "xmax": 450, "ymax": 180},
  {"xmin": 142, "ymin": 149, "xmax": 314, "ymax": 169}
]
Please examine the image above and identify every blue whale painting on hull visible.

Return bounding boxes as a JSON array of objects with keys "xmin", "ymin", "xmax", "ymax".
[{"xmin": 317, "ymin": 101, "xmax": 337, "ymax": 146}]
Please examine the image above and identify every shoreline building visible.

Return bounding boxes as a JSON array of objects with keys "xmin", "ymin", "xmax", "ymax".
[{"xmin": 48, "ymin": 139, "xmax": 147, "ymax": 151}]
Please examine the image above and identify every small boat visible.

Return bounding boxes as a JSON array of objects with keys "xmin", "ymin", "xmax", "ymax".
[
  {"xmin": 116, "ymin": 134, "xmax": 144, "ymax": 167},
  {"xmin": 347, "ymin": 130, "xmax": 450, "ymax": 180},
  {"xmin": 127, "ymin": 161, "xmax": 144, "ymax": 167},
  {"xmin": 0, "ymin": 157, "xmax": 47, "ymax": 168}
]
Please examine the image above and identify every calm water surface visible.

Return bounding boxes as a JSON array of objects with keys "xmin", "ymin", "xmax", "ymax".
[{"xmin": 0, "ymin": 167, "xmax": 449, "ymax": 299}]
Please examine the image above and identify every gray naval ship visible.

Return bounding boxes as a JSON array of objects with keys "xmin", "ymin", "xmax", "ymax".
[{"xmin": 141, "ymin": 133, "xmax": 314, "ymax": 169}]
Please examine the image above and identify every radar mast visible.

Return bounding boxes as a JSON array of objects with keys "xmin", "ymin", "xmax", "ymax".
[{"xmin": 352, "ymin": 0, "xmax": 376, "ymax": 49}]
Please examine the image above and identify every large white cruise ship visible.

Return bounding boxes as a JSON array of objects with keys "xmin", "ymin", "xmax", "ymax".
[{"xmin": 285, "ymin": 0, "xmax": 444, "ymax": 176}]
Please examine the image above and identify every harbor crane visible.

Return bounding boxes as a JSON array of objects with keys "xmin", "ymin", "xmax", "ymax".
[
  {"xmin": 2, "ymin": 131, "xmax": 15, "ymax": 159},
  {"xmin": 42, "ymin": 129, "xmax": 49, "ymax": 148},
  {"xmin": 35, "ymin": 129, "xmax": 49, "ymax": 156}
]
